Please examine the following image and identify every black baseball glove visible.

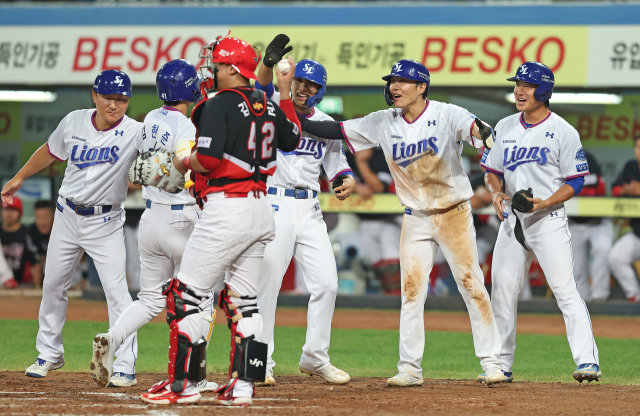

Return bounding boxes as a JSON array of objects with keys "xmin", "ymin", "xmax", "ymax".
[
  {"xmin": 511, "ymin": 188, "xmax": 534, "ymax": 213},
  {"xmin": 475, "ymin": 118, "xmax": 495, "ymax": 149},
  {"xmin": 263, "ymin": 34, "xmax": 293, "ymax": 68}
]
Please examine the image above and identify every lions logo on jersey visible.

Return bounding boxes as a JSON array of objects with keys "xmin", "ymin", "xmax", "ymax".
[
  {"xmin": 70, "ymin": 144, "xmax": 120, "ymax": 169},
  {"xmin": 503, "ymin": 145, "xmax": 550, "ymax": 171},
  {"xmin": 392, "ymin": 137, "xmax": 439, "ymax": 168}
]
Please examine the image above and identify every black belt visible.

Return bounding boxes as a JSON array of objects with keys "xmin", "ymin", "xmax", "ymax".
[
  {"xmin": 206, "ymin": 174, "xmax": 267, "ymax": 187},
  {"xmin": 267, "ymin": 187, "xmax": 317, "ymax": 199},
  {"xmin": 65, "ymin": 199, "xmax": 111, "ymax": 216},
  {"xmin": 146, "ymin": 200, "xmax": 185, "ymax": 210}
]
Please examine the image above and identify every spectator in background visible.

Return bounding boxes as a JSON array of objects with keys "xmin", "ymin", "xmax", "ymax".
[
  {"xmin": 349, "ymin": 147, "xmax": 402, "ymax": 294},
  {"xmin": 1, "ymin": 196, "xmax": 38, "ymax": 287},
  {"xmin": 568, "ymin": 151, "xmax": 613, "ymax": 302},
  {"xmin": 0, "ymin": 240, "xmax": 15, "ymax": 288},
  {"xmin": 28, "ymin": 200, "xmax": 55, "ymax": 287},
  {"xmin": 607, "ymin": 135, "xmax": 640, "ymax": 303}
]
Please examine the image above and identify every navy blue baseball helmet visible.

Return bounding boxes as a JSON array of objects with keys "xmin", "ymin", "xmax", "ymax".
[
  {"xmin": 294, "ymin": 59, "xmax": 327, "ymax": 108},
  {"xmin": 507, "ymin": 61, "xmax": 554, "ymax": 103},
  {"xmin": 382, "ymin": 59, "xmax": 430, "ymax": 105},
  {"xmin": 93, "ymin": 69, "xmax": 132, "ymax": 97},
  {"xmin": 156, "ymin": 59, "xmax": 202, "ymax": 103}
]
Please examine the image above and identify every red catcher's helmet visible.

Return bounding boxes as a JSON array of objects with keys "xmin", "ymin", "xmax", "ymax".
[{"xmin": 201, "ymin": 35, "xmax": 260, "ymax": 81}]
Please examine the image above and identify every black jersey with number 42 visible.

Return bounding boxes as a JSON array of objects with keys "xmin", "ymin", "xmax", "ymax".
[{"xmin": 192, "ymin": 87, "xmax": 300, "ymax": 194}]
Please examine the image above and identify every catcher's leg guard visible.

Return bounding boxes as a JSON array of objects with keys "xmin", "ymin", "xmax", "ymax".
[
  {"xmin": 163, "ymin": 278, "xmax": 211, "ymax": 394},
  {"xmin": 218, "ymin": 284, "xmax": 267, "ymax": 383}
]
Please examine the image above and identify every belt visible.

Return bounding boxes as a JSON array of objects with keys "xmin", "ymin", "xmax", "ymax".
[
  {"xmin": 65, "ymin": 199, "xmax": 111, "ymax": 216},
  {"xmin": 146, "ymin": 200, "xmax": 185, "ymax": 210},
  {"xmin": 268, "ymin": 187, "xmax": 317, "ymax": 199}
]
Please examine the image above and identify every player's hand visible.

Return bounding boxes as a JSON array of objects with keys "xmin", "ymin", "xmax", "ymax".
[
  {"xmin": 528, "ymin": 197, "xmax": 550, "ymax": 213},
  {"xmin": 263, "ymin": 34, "xmax": 293, "ymax": 68},
  {"xmin": 355, "ymin": 183, "xmax": 373, "ymax": 200},
  {"xmin": 491, "ymin": 191, "xmax": 510, "ymax": 221},
  {"xmin": 333, "ymin": 175, "xmax": 355, "ymax": 200},
  {"xmin": 1, "ymin": 176, "xmax": 24, "ymax": 205},
  {"xmin": 275, "ymin": 56, "xmax": 296, "ymax": 95}
]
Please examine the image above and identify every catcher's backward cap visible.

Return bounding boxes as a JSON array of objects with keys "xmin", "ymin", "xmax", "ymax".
[
  {"xmin": 93, "ymin": 69, "xmax": 132, "ymax": 97},
  {"xmin": 507, "ymin": 61, "xmax": 554, "ymax": 102},
  {"xmin": 156, "ymin": 59, "xmax": 202, "ymax": 103},
  {"xmin": 294, "ymin": 59, "xmax": 327, "ymax": 108},
  {"xmin": 210, "ymin": 36, "xmax": 260, "ymax": 80},
  {"xmin": 382, "ymin": 59, "xmax": 430, "ymax": 84}
]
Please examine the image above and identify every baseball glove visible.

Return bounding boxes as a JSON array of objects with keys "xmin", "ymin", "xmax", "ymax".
[
  {"xmin": 475, "ymin": 118, "xmax": 495, "ymax": 149},
  {"xmin": 129, "ymin": 149, "xmax": 183, "ymax": 193},
  {"xmin": 511, "ymin": 188, "xmax": 534, "ymax": 213},
  {"xmin": 263, "ymin": 34, "xmax": 293, "ymax": 68}
]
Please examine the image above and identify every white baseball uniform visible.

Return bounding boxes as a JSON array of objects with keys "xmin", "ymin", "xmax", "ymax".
[
  {"xmin": 108, "ymin": 105, "xmax": 206, "ymax": 351},
  {"xmin": 39, "ymin": 109, "xmax": 142, "ymax": 374},
  {"xmin": 257, "ymin": 91, "xmax": 352, "ymax": 375},
  {"xmin": 342, "ymin": 100, "xmax": 503, "ymax": 377},
  {"xmin": 481, "ymin": 111, "xmax": 599, "ymax": 372}
]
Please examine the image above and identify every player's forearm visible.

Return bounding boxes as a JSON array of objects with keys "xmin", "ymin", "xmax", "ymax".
[
  {"xmin": 257, "ymin": 63, "xmax": 274, "ymax": 88},
  {"xmin": 544, "ymin": 184, "xmax": 577, "ymax": 206},
  {"xmin": 15, "ymin": 144, "xmax": 56, "ymax": 180},
  {"xmin": 356, "ymin": 162, "xmax": 385, "ymax": 193},
  {"xmin": 484, "ymin": 172, "xmax": 503, "ymax": 197},
  {"xmin": 174, "ymin": 151, "xmax": 209, "ymax": 174},
  {"xmin": 299, "ymin": 118, "xmax": 345, "ymax": 141}
]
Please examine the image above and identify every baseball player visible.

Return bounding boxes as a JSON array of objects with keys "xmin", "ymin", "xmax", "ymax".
[
  {"xmin": 90, "ymin": 59, "xmax": 217, "ymax": 392},
  {"xmin": 295, "ymin": 59, "xmax": 508, "ymax": 387},
  {"xmin": 1, "ymin": 70, "xmax": 142, "ymax": 385},
  {"xmin": 607, "ymin": 134, "xmax": 640, "ymax": 302},
  {"xmin": 139, "ymin": 35, "xmax": 301, "ymax": 406},
  {"xmin": 254, "ymin": 36, "xmax": 355, "ymax": 386},
  {"xmin": 568, "ymin": 151, "xmax": 613, "ymax": 301},
  {"xmin": 481, "ymin": 61, "xmax": 601, "ymax": 383}
]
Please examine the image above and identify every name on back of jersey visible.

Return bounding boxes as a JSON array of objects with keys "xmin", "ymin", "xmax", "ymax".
[
  {"xmin": 70, "ymin": 144, "xmax": 120, "ymax": 169},
  {"xmin": 392, "ymin": 137, "xmax": 438, "ymax": 168}
]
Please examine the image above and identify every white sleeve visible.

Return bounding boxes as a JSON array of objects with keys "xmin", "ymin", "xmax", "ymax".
[
  {"xmin": 46, "ymin": 114, "xmax": 70, "ymax": 160},
  {"xmin": 341, "ymin": 110, "xmax": 387, "ymax": 153},
  {"xmin": 134, "ymin": 121, "xmax": 145, "ymax": 153},
  {"xmin": 560, "ymin": 126, "xmax": 589, "ymax": 179},
  {"xmin": 322, "ymin": 140, "xmax": 353, "ymax": 181},
  {"xmin": 445, "ymin": 103, "xmax": 480, "ymax": 148},
  {"xmin": 480, "ymin": 119, "xmax": 505, "ymax": 175}
]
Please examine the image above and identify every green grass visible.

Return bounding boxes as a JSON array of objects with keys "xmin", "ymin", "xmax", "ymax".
[{"xmin": 1, "ymin": 319, "xmax": 639, "ymax": 385}]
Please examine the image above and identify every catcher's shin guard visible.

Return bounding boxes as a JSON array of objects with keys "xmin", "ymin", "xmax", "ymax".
[
  {"xmin": 218, "ymin": 284, "xmax": 267, "ymax": 382},
  {"xmin": 163, "ymin": 278, "xmax": 210, "ymax": 393}
]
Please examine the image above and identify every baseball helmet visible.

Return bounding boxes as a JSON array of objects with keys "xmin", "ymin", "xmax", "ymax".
[
  {"xmin": 382, "ymin": 59, "xmax": 430, "ymax": 106},
  {"xmin": 293, "ymin": 59, "xmax": 327, "ymax": 108},
  {"xmin": 201, "ymin": 35, "xmax": 260, "ymax": 81},
  {"xmin": 93, "ymin": 69, "xmax": 132, "ymax": 97},
  {"xmin": 156, "ymin": 59, "xmax": 202, "ymax": 103},
  {"xmin": 507, "ymin": 61, "xmax": 554, "ymax": 102}
]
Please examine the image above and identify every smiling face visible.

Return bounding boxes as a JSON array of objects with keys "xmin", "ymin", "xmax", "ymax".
[
  {"xmin": 388, "ymin": 77, "xmax": 427, "ymax": 110},
  {"xmin": 92, "ymin": 91, "xmax": 129, "ymax": 130},
  {"xmin": 513, "ymin": 80, "xmax": 546, "ymax": 114},
  {"xmin": 291, "ymin": 77, "xmax": 321, "ymax": 113}
]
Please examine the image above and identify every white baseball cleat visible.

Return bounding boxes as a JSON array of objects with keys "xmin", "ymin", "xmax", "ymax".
[
  {"xmin": 197, "ymin": 379, "xmax": 220, "ymax": 392},
  {"xmin": 90, "ymin": 333, "xmax": 115, "ymax": 387},
  {"xmin": 386, "ymin": 372, "xmax": 424, "ymax": 387},
  {"xmin": 25, "ymin": 358, "xmax": 65, "ymax": 378},
  {"xmin": 484, "ymin": 367, "xmax": 509, "ymax": 386},
  {"xmin": 108, "ymin": 372, "xmax": 137, "ymax": 387},
  {"xmin": 299, "ymin": 364, "xmax": 350, "ymax": 384},
  {"xmin": 255, "ymin": 373, "xmax": 276, "ymax": 387}
]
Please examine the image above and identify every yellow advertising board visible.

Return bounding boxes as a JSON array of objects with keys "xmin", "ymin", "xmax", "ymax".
[{"xmin": 234, "ymin": 25, "xmax": 588, "ymax": 86}]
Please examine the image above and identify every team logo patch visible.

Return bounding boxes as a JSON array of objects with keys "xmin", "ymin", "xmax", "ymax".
[
  {"xmin": 576, "ymin": 163, "xmax": 589, "ymax": 172},
  {"xmin": 481, "ymin": 148, "xmax": 490, "ymax": 163},
  {"xmin": 252, "ymin": 102, "xmax": 264, "ymax": 111},
  {"xmin": 575, "ymin": 147, "xmax": 586, "ymax": 161}
]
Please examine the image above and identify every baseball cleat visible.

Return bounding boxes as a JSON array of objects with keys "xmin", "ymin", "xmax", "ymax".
[
  {"xmin": 573, "ymin": 363, "xmax": 602, "ymax": 383},
  {"xmin": 299, "ymin": 363, "xmax": 350, "ymax": 384},
  {"xmin": 90, "ymin": 333, "xmax": 115, "ymax": 387},
  {"xmin": 197, "ymin": 379, "xmax": 219, "ymax": 392},
  {"xmin": 255, "ymin": 374, "xmax": 276, "ymax": 387},
  {"xmin": 478, "ymin": 369, "xmax": 513, "ymax": 384},
  {"xmin": 107, "ymin": 372, "xmax": 137, "ymax": 387},
  {"xmin": 214, "ymin": 392, "xmax": 252, "ymax": 407},
  {"xmin": 482, "ymin": 368, "xmax": 510, "ymax": 386},
  {"xmin": 386, "ymin": 372, "xmax": 424, "ymax": 387},
  {"xmin": 25, "ymin": 358, "xmax": 65, "ymax": 378},
  {"xmin": 141, "ymin": 390, "xmax": 201, "ymax": 405}
]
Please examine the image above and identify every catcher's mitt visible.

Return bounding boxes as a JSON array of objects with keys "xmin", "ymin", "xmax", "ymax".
[
  {"xmin": 129, "ymin": 149, "xmax": 183, "ymax": 193},
  {"xmin": 511, "ymin": 188, "xmax": 534, "ymax": 213}
]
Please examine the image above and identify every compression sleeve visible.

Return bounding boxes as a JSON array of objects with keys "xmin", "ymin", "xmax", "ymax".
[
  {"xmin": 565, "ymin": 176, "xmax": 585, "ymax": 195},
  {"xmin": 279, "ymin": 99, "xmax": 301, "ymax": 132},
  {"xmin": 254, "ymin": 80, "xmax": 275, "ymax": 98},
  {"xmin": 299, "ymin": 117, "xmax": 345, "ymax": 141}
]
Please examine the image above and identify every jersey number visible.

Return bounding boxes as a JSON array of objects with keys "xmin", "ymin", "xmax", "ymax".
[{"xmin": 247, "ymin": 121, "xmax": 274, "ymax": 159}]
